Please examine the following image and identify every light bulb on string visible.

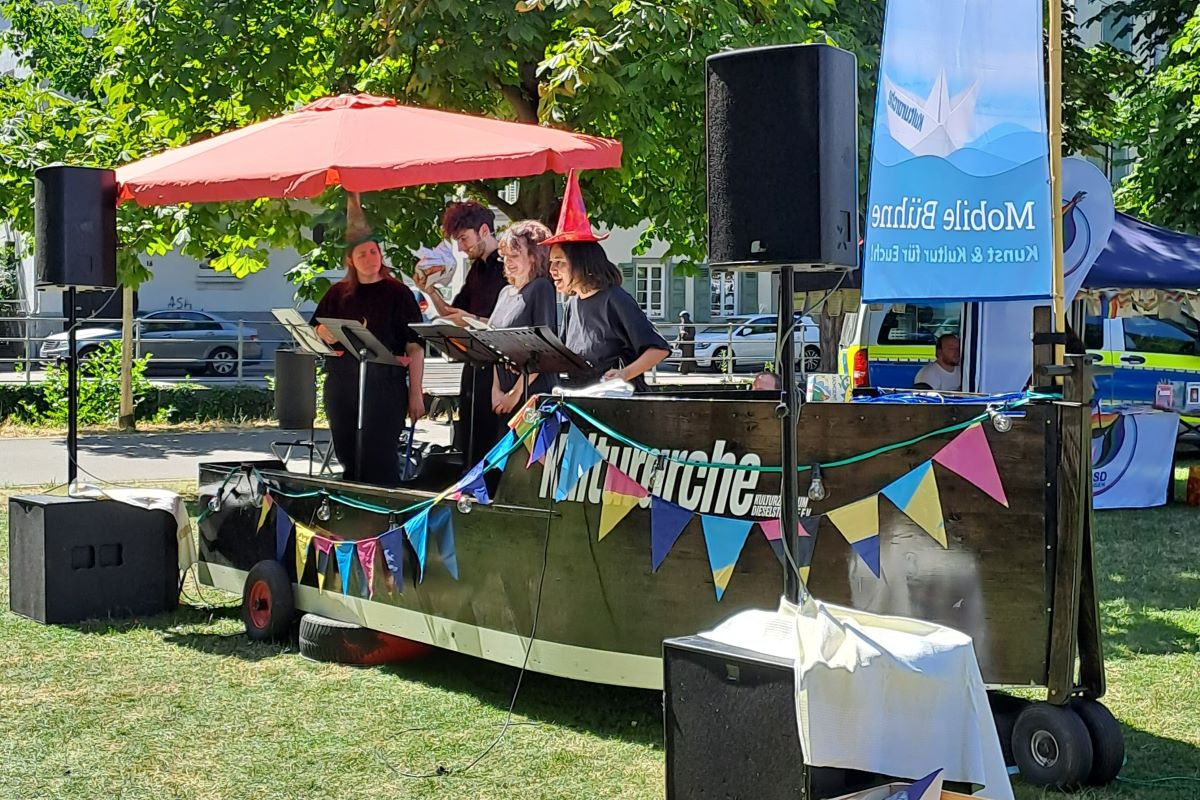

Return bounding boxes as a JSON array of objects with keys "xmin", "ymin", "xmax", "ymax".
[
  {"xmin": 807, "ymin": 464, "xmax": 827, "ymax": 502},
  {"xmin": 207, "ymin": 494, "xmax": 221, "ymax": 513},
  {"xmin": 316, "ymin": 495, "xmax": 332, "ymax": 522},
  {"xmin": 991, "ymin": 409, "xmax": 1012, "ymax": 433},
  {"xmin": 457, "ymin": 496, "xmax": 474, "ymax": 514},
  {"xmin": 523, "ymin": 406, "xmax": 542, "ymax": 425}
]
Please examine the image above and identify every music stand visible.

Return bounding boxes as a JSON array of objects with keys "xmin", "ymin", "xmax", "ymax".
[
  {"xmin": 269, "ymin": 309, "xmax": 336, "ymax": 476},
  {"xmin": 473, "ymin": 326, "xmax": 593, "ymax": 397},
  {"xmin": 411, "ymin": 322, "xmax": 507, "ymax": 469},
  {"xmin": 271, "ymin": 308, "xmax": 335, "ymax": 356},
  {"xmin": 318, "ymin": 318, "xmax": 401, "ymax": 482}
]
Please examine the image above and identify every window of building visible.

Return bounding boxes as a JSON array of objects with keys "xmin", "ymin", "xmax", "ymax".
[
  {"xmin": 710, "ymin": 269, "xmax": 738, "ymax": 318},
  {"xmin": 1083, "ymin": 316, "xmax": 1105, "ymax": 350},
  {"xmin": 634, "ymin": 262, "xmax": 666, "ymax": 319},
  {"xmin": 875, "ymin": 303, "xmax": 962, "ymax": 346}
]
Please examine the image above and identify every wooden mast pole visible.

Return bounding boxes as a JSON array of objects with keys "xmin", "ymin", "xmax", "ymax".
[{"xmin": 1049, "ymin": 0, "xmax": 1066, "ymax": 357}]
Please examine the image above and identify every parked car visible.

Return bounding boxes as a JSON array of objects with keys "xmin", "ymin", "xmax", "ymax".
[
  {"xmin": 672, "ymin": 313, "xmax": 821, "ymax": 372},
  {"xmin": 40, "ymin": 310, "xmax": 263, "ymax": 376},
  {"xmin": 838, "ymin": 303, "xmax": 963, "ymax": 388},
  {"xmin": 1084, "ymin": 313, "xmax": 1200, "ymax": 407}
]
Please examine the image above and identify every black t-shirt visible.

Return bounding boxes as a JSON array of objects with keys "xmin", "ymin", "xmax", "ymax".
[
  {"xmin": 452, "ymin": 250, "xmax": 507, "ymax": 318},
  {"xmin": 310, "ymin": 277, "xmax": 421, "ymax": 374},
  {"xmin": 561, "ymin": 287, "xmax": 670, "ymax": 392},
  {"xmin": 490, "ymin": 276, "xmax": 559, "ymax": 394}
]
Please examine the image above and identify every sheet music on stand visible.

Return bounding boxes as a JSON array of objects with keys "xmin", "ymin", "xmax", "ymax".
[
  {"xmin": 271, "ymin": 308, "xmax": 335, "ymax": 356},
  {"xmin": 473, "ymin": 326, "xmax": 592, "ymax": 377},
  {"xmin": 410, "ymin": 322, "xmax": 502, "ymax": 368},
  {"xmin": 317, "ymin": 318, "xmax": 397, "ymax": 365}
]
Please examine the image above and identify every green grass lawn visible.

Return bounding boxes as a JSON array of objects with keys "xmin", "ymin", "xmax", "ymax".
[{"xmin": 0, "ymin": 478, "xmax": 1196, "ymax": 800}]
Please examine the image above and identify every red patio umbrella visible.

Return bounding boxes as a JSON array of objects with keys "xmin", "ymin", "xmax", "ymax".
[{"xmin": 115, "ymin": 94, "xmax": 622, "ymax": 206}]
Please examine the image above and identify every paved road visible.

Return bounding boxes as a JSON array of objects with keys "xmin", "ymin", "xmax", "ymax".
[{"xmin": 0, "ymin": 421, "xmax": 455, "ymax": 488}]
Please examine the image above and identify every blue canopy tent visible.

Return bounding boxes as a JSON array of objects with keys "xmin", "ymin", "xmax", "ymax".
[{"xmin": 1083, "ymin": 212, "xmax": 1200, "ymax": 290}]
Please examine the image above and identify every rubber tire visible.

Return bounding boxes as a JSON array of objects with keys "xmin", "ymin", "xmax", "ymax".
[
  {"xmin": 77, "ymin": 346, "xmax": 100, "ymax": 365},
  {"xmin": 207, "ymin": 346, "xmax": 238, "ymax": 376},
  {"xmin": 1070, "ymin": 698, "xmax": 1125, "ymax": 786},
  {"xmin": 298, "ymin": 613, "xmax": 431, "ymax": 666},
  {"xmin": 988, "ymin": 692, "xmax": 1031, "ymax": 767},
  {"xmin": 241, "ymin": 560, "xmax": 295, "ymax": 642},
  {"xmin": 1012, "ymin": 702, "xmax": 1094, "ymax": 789}
]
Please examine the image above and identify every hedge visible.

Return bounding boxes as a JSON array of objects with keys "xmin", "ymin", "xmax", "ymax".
[{"xmin": 0, "ymin": 383, "xmax": 282, "ymax": 426}]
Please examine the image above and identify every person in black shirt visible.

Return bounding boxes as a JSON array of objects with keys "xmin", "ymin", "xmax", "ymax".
[
  {"xmin": 311, "ymin": 236, "xmax": 425, "ymax": 486},
  {"xmin": 413, "ymin": 201, "xmax": 508, "ymax": 467},
  {"xmin": 489, "ymin": 220, "xmax": 557, "ymax": 418}
]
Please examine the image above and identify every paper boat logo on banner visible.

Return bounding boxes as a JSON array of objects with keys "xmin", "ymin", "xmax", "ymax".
[{"xmin": 884, "ymin": 71, "xmax": 978, "ymax": 158}]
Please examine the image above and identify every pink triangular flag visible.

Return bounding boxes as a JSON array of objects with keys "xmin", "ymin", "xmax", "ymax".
[
  {"xmin": 758, "ymin": 519, "xmax": 813, "ymax": 542},
  {"xmin": 932, "ymin": 423, "xmax": 1008, "ymax": 507},
  {"xmin": 356, "ymin": 539, "xmax": 378, "ymax": 598}
]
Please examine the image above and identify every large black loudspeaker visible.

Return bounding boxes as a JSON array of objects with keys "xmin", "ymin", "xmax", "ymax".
[
  {"xmin": 664, "ymin": 635, "xmax": 890, "ymax": 800},
  {"xmin": 8, "ymin": 495, "xmax": 179, "ymax": 624},
  {"xmin": 35, "ymin": 165, "xmax": 118, "ymax": 288},
  {"xmin": 707, "ymin": 44, "xmax": 859, "ymax": 271},
  {"xmin": 275, "ymin": 349, "xmax": 318, "ymax": 430}
]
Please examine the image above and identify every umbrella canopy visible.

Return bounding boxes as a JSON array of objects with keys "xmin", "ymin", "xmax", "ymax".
[{"xmin": 115, "ymin": 94, "xmax": 622, "ymax": 206}]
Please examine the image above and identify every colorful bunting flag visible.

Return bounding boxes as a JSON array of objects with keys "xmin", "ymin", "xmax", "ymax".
[
  {"xmin": 701, "ymin": 515, "xmax": 754, "ymax": 601},
  {"xmin": 334, "ymin": 541, "xmax": 356, "ymax": 595},
  {"xmin": 274, "ymin": 504, "xmax": 294, "ymax": 563},
  {"xmin": 356, "ymin": 538, "xmax": 378, "ymax": 598},
  {"xmin": 650, "ymin": 496, "xmax": 693, "ymax": 572},
  {"xmin": 405, "ymin": 509, "xmax": 431, "ymax": 582},
  {"xmin": 527, "ymin": 410, "xmax": 564, "ymax": 467},
  {"xmin": 510, "ymin": 401, "xmax": 540, "ymax": 455},
  {"xmin": 599, "ymin": 464, "xmax": 649, "ymax": 540},
  {"xmin": 827, "ymin": 495, "xmax": 881, "ymax": 577},
  {"xmin": 256, "ymin": 493, "xmax": 274, "ymax": 532},
  {"xmin": 757, "ymin": 517, "xmax": 814, "ymax": 568},
  {"xmin": 932, "ymin": 423, "xmax": 1009, "ymax": 507},
  {"xmin": 378, "ymin": 527, "xmax": 405, "ymax": 593},
  {"xmin": 313, "ymin": 536, "xmax": 334, "ymax": 591},
  {"xmin": 294, "ymin": 523, "xmax": 315, "ymax": 582},
  {"xmin": 429, "ymin": 505, "xmax": 458, "ymax": 580},
  {"xmin": 797, "ymin": 519, "xmax": 819, "ymax": 586},
  {"xmin": 881, "ymin": 461, "xmax": 947, "ymax": 548},
  {"xmin": 555, "ymin": 425, "xmax": 603, "ymax": 501},
  {"xmin": 453, "ymin": 460, "xmax": 492, "ymax": 505},
  {"xmin": 484, "ymin": 429, "xmax": 517, "ymax": 473}
]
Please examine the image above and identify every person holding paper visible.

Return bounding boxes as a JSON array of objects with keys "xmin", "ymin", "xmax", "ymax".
[
  {"xmin": 312, "ymin": 226, "xmax": 425, "ymax": 486},
  {"xmin": 542, "ymin": 172, "xmax": 669, "ymax": 392},
  {"xmin": 489, "ymin": 220, "xmax": 558, "ymax": 417},
  {"xmin": 413, "ymin": 201, "xmax": 508, "ymax": 466}
]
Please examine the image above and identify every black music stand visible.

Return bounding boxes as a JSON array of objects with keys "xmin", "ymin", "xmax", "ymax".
[
  {"xmin": 270, "ymin": 309, "xmax": 335, "ymax": 476},
  {"xmin": 473, "ymin": 326, "xmax": 593, "ymax": 397},
  {"xmin": 318, "ymin": 318, "xmax": 400, "ymax": 481},
  {"xmin": 411, "ymin": 322, "xmax": 506, "ymax": 468}
]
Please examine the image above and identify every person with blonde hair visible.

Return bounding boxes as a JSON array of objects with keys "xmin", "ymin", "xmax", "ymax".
[{"xmin": 489, "ymin": 220, "xmax": 558, "ymax": 416}]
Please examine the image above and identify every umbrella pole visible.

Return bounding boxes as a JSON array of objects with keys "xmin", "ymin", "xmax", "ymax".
[
  {"xmin": 356, "ymin": 350, "xmax": 368, "ymax": 482},
  {"xmin": 1049, "ymin": 0, "xmax": 1066, "ymax": 360}
]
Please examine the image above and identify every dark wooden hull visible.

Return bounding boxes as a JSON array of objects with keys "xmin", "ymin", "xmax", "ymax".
[{"xmin": 197, "ymin": 396, "xmax": 1056, "ymax": 690}]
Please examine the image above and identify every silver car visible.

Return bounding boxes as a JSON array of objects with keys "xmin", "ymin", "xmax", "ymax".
[
  {"xmin": 673, "ymin": 313, "xmax": 822, "ymax": 372},
  {"xmin": 39, "ymin": 310, "xmax": 262, "ymax": 376}
]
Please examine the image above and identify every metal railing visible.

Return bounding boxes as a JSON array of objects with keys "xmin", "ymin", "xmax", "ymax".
[
  {"xmin": 644, "ymin": 318, "xmax": 823, "ymax": 384},
  {"xmin": 0, "ymin": 310, "xmax": 290, "ymax": 385}
]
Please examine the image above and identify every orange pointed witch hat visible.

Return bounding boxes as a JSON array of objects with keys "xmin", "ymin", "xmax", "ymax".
[{"xmin": 541, "ymin": 169, "xmax": 607, "ymax": 246}]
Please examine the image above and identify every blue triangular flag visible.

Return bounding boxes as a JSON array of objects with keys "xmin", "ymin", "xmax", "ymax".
[
  {"xmin": 903, "ymin": 768, "xmax": 944, "ymax": 800},
  {"xmin": 527, "ymin": 410, "xmax": 564, "ymax": 467},
  {"xmin": 555, "ymin": 425, "xmax": 603, "ymax": 501},
  {"xmin": 651, "ymin": 496, "xmax": 693, "ymax": 573},
  {"xmin": 455, "ymin": 462, "xmax": 492, "ymax": 505},
  {"xmin": 880, "ymin": 461, "xmax": 930, "ymax": 510},
  {"xmin": 405, "ymin": 508, "xmax": 431, "ymax": 582},
  {"xmin": 429, "ymin": 505, "xmax": 458, "ymax": 580},
  {"xmin": 850, "ymin": 536, "xmax": 881, "ymax": 578},
  {"xmin": 484, "ymin": 429, "xmax": 517, "ymax": 473},
  {"xmin": 701, "ymin": 515, "xmax": 755, "ymax": 601},
  {"xmin": 334, "ymin": 541, "xmax": 356, "ymax": 595},
  {"xmin": 274, "ymin": 505, "xmax": 293, "ymax": 563},
  {"xmin": 378, "ymin": 527, "xmax": 405, "ymax": 593}
]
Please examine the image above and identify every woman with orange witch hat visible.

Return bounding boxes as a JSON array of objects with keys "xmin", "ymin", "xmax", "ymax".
[{"xmin": 542, "ymin": 172, "xmax": 670, "ymax": 392}]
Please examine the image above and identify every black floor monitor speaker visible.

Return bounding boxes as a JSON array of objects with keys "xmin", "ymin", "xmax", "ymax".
[
  {"xmin": 8, "ymin": 495, "xmax": 179, "ymax": 624},
  {"xmin": 664, "ymin": 635, "xmax": 893, "ymax": 800},
  {"xmin": 34, "ymin": 165, "xmax": 118, "ymax": 289},
  {"xmin": 707, "ymin": 44, "xmax": 859, "ymax": 271},
  {"xmin": 275, "ymin": 348, "xmax": 318, "ymax": 430}
]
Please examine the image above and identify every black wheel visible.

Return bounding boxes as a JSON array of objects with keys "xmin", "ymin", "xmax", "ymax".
[
  {"xmin": 207, "ymin": 346, "xmax": 238, "ymax": 376},
  {"xmin": 989, "ymin": 692, "xmax": 1031, "ymax": 767},
  {"xmin": 77, "ymin": 346, "xmax": 100, "ymax": 365},
  {"xmin": 1012, "ymin": 702, "xmax": 1094, "ymax": 789},
  {"xmin": 800, "ymin": 345, "xmax": 821, "ymax": 373},
  {"xmin": 298, "ymin": 612, "xmax": 430, "ymax": 666},
  {"xmin": 241, "ymin": 560, "xmax": 295, "ymax": 642},
  {"xmin": 710, "ymin": 347, "xmax": 731, "ymax": 373},
  {"xmin": 1070, "ymin": 698, "xmax": 1125, "ymax": 786}
]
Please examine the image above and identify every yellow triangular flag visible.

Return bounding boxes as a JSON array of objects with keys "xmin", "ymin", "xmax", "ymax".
[
  {"xmin": 256, "ymin": 494, "xmax": 273, "ymax": 532},
  {"xmin": 902, "ymin": 465, "xmax": 946, "ymax": 547},
  {"xmin": 598, "ymin": 465, "xmax": 649, "ymax": 540},
  {"xmin": 826, "ymin": 495, "xmax": 878, "ymax": 544},
  {"xmin": 799, "ymin": 566, "xmax": 810, "ymax": 586},
  {"xmin": 712, "ymin": 564, "xmax": 736, "ymax": 597},
  {"xmin": 294, "ymin": 523, "xmax": 315, "ymax": 581}
]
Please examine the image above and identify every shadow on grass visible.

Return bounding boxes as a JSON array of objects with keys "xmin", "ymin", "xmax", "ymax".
[{"xmin": 1118, "ymin": 724, "xmax": 1200, "ymax": 795}]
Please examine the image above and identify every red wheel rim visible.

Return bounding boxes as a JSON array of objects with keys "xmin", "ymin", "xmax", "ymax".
[{"xmin": 248, "ymin": 579, "xmax": 272, "ymax": 630}]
